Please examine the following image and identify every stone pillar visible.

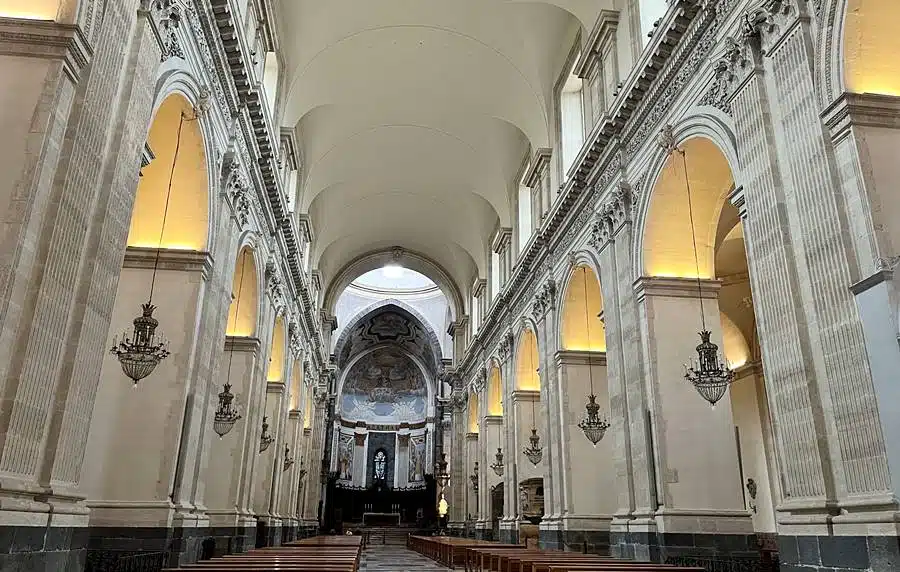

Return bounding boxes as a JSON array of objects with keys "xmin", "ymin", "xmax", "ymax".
[
  {"xmin": 353, "ymin": 429, "xmax": 368, "ymax": 487},
  {"xmin": 591, "ymin": 180, "xmax": 656, "ymax": 558},
  {"xmin": 253, "ymin": 382, "xmax": 286, "ymax": 543},
  {"xmin": 635, "ymin": 277, "xmax": 752, "ymax": 554},
  {"xmin": 531, "ymin": 279, "xmax": 563, "ymax": 549},
  {"xmin": 497, "ymin": 333, "xmax": 517, "ymax": 543},
  {"xmin": 483, "ymin": 415, "xmax": 503, "ymax": 539},
  {"xmin": 492, "ymin": 229, "xmax": 512, "ymax": 289},
  {"xmin": 555, "ymin": 350, "xmax": 613, "ymax": 553},
  {"xmin": 448, "ymin": 388, "xmax": 467, "ymax": 532},
  {"xmin": 466, "ymin": 432, "xmax": 479, "ymax": 524}
]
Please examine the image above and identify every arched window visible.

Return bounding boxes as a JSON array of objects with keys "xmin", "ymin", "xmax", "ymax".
[
  {"xmin": 374, "ymin": 449, "xmax": 387, "ymax": 481},
  {"xmin": 560, "ymin": 68, "xmax": 584, "ymax": 177},
  {"xmin": 517, "ymin": 184, "xmax": 532, "ymax": 253}
]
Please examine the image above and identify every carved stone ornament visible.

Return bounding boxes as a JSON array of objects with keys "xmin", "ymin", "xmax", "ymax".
[
  {"xmin": 472, "ymin": 368, "xmax": 487, "ymax": 393},
  {"xmin": 265, "ymin": 259, "xmax": 286, "ymax": 312},
  {"xmin": 224, "ymin": 159, "xmax": 252, "ymax": 228},
  {"xmin": 498, "ymin": 332, "xmax": 514, "ymax": 363},
  {"xmin": 149, "ymin": 0, "xmax": 184, "ymax": 61},
  {"xmin": 451, "ymin": 390, "xmax": 468, "ymax": 411},
  {"xmin": 531, "ymin": 279, "xmax": 557, "ymax": 320}
]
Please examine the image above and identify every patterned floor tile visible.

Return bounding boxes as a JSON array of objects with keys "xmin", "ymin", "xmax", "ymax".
[{"xmin": 360, "ymin": 545, "xmax": 450, "ymax": 571}]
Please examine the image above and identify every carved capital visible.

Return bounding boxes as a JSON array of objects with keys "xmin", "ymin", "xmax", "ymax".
[
  {"xmin": 472, "ymin": 367, "xmax": 487, "ymax": 393},
  {"xmin": 498, "ymin": 332, "xmax": 514, "ymax": 363},
  {"xmin": 147, "ymin": 0, "xmax": 184, "ymax": 61},
  {"xmin": 531, "ymin": 279, "xmax": 557, "ymax": 320}
]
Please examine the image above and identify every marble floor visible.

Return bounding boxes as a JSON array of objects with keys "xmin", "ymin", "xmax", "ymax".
[{"xmin": 360, "ymin": 545, "xmax": 450, "ymax": 571}]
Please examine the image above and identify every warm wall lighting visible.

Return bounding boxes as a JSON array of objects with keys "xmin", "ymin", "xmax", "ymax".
[{"xmin": 0, "ymin": 0, "xmax": 57, "ymax": 20}]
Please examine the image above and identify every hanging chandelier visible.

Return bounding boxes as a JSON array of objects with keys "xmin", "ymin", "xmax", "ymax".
[
  {"xmin": 435, "ymin": 452, "xmax": 450, "ymax": 487},
  {"xmin": 259, "ymin": 415, "xmax": 275, "ymax": 452},
  {"xmin": 213, "ymin": 383, "xmax": 241, "ymax": 437},
  {"xmin": 576, "ymin": 267, "xmax": 611, "ymax": 445},
  {"xmin": 490, "ymin": 421, "xmax": 504, "ymax": 476},
  {"xmin": 522, "ymin": 348, "xmax": 543, "ymax": 466},
  {"xmin": 470, "ymin": 461, "xmax": 479, "ymax": 491},
  {"xmin": 111, "ymin": 113, "xmax": 192, "ymax": 385},
  {"xmin": 283, "ymin": 444, "xmax": 294, "ymax": 471},
  {"xmin": 666, "ymin": 135, "xmax": 736, "ymax": 406}
]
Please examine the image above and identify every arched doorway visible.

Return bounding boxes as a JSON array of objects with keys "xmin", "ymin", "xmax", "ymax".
[
  {"xmin": 640, "ymin": 135, "xmax": 777, "ymax": 561},
  {"xmin": 556, "ymin": 264, "xmax": 614, "ymax": 551},
  {"xmin": 84, "ymin": 92, "xmax": 212, "ymax": 524}
]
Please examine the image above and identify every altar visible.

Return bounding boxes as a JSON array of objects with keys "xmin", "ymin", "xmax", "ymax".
[{"xmin": 363, "ymin": 512, "xmax": 401, "ymax": 526}]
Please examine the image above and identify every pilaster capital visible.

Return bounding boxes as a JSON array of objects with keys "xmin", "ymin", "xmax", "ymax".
[
  {"xmin": 144, "ymin": 0, "xmax": 185, "ymax": 61},
  {"xmin": 265, "ymin": 258, "xmax": 286, "ymax": 314},
  {"xmin": 746, "ymin": 0, "xmax": 806, "ymax": 54},
  {"xmin": 531, "ymin": 279, "xmax": 557, "ymax": 321},
  {"xmin": 523, "ymin": 148, "xmax": 552, "ymax": 189},
  {"xmin": 472, "ymin": 367, "xmax": 488, "ymax": 393},
  {"xmin": 450, "ymin": 389, "xmax": 468, "ymax": 412},
  {"xmin": 491, "ymin": 228, "xmax": 513, "ymax": 255},
  {"xmin": 221, "ymin": 154, "xmax": 254, "ymax": 228},
  {"xmin": 498, "ymin": 332, "xmax": 515, "ymax": 363},
  {"xmin": 471, "ymin": 278, "xmax": 487, "ymax": 300}
]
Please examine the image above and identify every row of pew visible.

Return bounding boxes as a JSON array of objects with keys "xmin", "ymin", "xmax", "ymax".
[
  {"xmin": 408, "ymin": 535, "xmax": 706, "ymax": 572},
  {"xmin": 161, "ymin": 535, "xmax": 363, "ymax": 571}
]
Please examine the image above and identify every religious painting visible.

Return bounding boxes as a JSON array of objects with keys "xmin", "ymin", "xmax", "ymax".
[
  {"xmin": 338, "ymin": 433, "xmax": 354, "ymax": 481},
  {"xmin": 408, "ymin": 434, "xmax": 426, "ymax": 483},
  {"xmin": 340, "ymin": 347, "xmax": 427, "ymax": 423}
]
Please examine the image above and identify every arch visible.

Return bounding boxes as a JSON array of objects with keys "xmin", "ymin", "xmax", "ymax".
[
  {"xmin": 267, "ymin": 316, "xmax": 286, "ymax": 382},
  {"xmin": 468, "ymin": 392, "xmax": 480, "ymax": 433},
  {"xmin": 303, "ymin": 390, "xmax": 313, "ymax": 429},
  {"xmin": 842, "ymin": 0, "xmax": 900, "ymax": 96},
  {"xmin": 128, "ymin": 93, "xmax": 209, "ymax": 251},
  {"xmin": 515, "ymin": 328, "xmax": 540, "ymax": 391},
  {"xmin": 640, "ymin": 136, "xmax": 736, "ymax": 279},
  {"xmin": 226, "ymin": 246, "xmax": 260, "ymax": 337},
  {"xmin": 323, "ymin": 248, "xmax": 465, "ymax": 321},
  {"xmin": 560, "ymin": 265, "xmax": 606, "ymax": 352},
  {"xmin": 334, "ymin": 298, "xmax": 443, "ymax": 372},
  {"xmin": 487, "ymin": 363, "xmax": 503, "ymax": 416},
  {"xmin": 290, "ymin": 358, "xmax": 303, "ymax": 410}
]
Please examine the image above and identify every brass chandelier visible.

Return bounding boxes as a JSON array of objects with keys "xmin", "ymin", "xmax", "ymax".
[
  {"xmin": 668, "ymin": 135, "xmax": 735, "ymax": 406},
  {"xmin": 522, "ymin": 346, "xmax": 543, "ymax": 466},
  {"xmin": 469, "ymin": 461, "xmax": 479, "ymax": 491},
  {"xmin": 110, "ymin": 114, "xmax": 195, "ymax": 384},
  {"xmin": 490, "ymin": 422, "xmax": 504, "ymax": 476},
  {"xmin": 259, "ymin": 415, "xmax": 275, "ymax": 452},
  {"xmin": 214, "ymin": 249, "xmax": 250, "ymax": 438},
  {"xmin": 576, "ymin": 267, "xmax": 611, "ymax": 446}
]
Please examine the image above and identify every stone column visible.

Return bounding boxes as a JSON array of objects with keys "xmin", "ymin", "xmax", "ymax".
[
  {"xmin": 531, "ymin": 279, "xmax": 563, "ymax": 549},
  {"xmin": 484, "ymin": 415, "xmax": 503, "ymax": 539},
  {"xmin": 253, "ymin": 382, "xmax": 286, "ymax": 542},
  {"xmin": 498, "ymin": 333, "xmax": 518, "ymax": 543},
  {"xmin": 448, "ymin": 387, "xmax": 467, "ymax": 532},
  {"xmin": 591, "ymin": 180, "xmax": 656, "ymax": 557},
  {"xmin": 353, "ymin": 429, "xmax": 368, "ymax": 487},
  {"xmin": 635, "ymin": 277, "xmax": 751, "ymax": 550},
  {"xmin": 466, "ymin": 432, "xmax": 479, "ymax": 524},
  {"xmin": 555, "ymin": 350, "xmax": 613, "ymax": 552}
]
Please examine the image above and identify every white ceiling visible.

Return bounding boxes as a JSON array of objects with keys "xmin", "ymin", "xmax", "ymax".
[{"xmin": 276, "ymin": 0, "xmax": 611, "ymax": 301}]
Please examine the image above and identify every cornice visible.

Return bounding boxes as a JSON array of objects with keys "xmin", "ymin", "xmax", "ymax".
[
  {"xmin": 0, "ymin": 17, "xmax": 91, "ymax": 82},
  {"xmin": 123, "ymin": 247, "xmax": 213, "ymax": 279},
  {"xmin": 522, "ymin": 148, "xmax": 551, "ymax": 188},
  {"xmin": 574, "ymin": 10, "xmax": 620, "ymax": 79},
  {"xmin": 224, "ymin": 336, "xmax": 261, "ymax": 353}
]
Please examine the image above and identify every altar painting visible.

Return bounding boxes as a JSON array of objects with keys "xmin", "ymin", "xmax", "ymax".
[
  {"xmin": 408, "ymin": 434, "xmax": 426, "ymax": 483},
  {"xmin": 338, "ymin": 433, "xmax": 354, "ymax": 481}
]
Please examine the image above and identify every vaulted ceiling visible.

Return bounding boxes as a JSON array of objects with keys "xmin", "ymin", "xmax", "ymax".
[{"xmin": 276, "ymin": 0, "xmax": 613, "ymax": 302}]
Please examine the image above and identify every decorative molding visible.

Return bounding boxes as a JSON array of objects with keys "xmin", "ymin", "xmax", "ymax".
[
  {"xmin": 0, "ymin": 17, "xmax": 92, "ymax": 82},
  {"xmin": 146, "ymin": 0, "xmax": 184, "ymax": 61},
  {"xmin": 224, "ymin": 336, "xmax": 261, "ymax": 353},
  {"xmin": 498, "ymin": 332, "xmax": 515, "ymax": 364},
  {"xmin": 122, "ymin": 247, "xmax": 213, "ymax": 280},
  {"xmin": 531, "ymin": 279, "xmax": 557, "ymax": 321}
]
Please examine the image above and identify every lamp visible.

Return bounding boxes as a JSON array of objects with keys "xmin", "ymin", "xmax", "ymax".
[
  {"xmin": 435, "ymin": 452, "xmax": 450, "ymax": 488},
  {"xmin": 470, "ymin": 462, "xmax": 479, "ymax": 491},
  {"xmin": 283, "ymin": 444, "xmax": 294, "ymax": 471},
  {"xmin": 259, "ymin": 415, "xmax": 275, "ymax": 452},
  {"xmin": 576, "ymin": 267, "xmax": 611, "ymax": 445},
  {"xmin": 213, "ymin": 383, "xmax": 241, "ymax": 437},
  {"xmin": 490, "ymin": 422, "xmax": 504, "ymax": 476},
  {"xmin": 522, "ymin": 344, "xmax": 543, "ymax": 466},
  {"xmin": 660, "ymin": 127, "xmax": 735, "ymax": 407},
  {"xmin": 111, "ymin": 114, "xmax": 194, "ymax": 384}
]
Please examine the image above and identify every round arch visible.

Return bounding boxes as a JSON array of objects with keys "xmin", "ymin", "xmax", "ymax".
[
  {"xmin": 468, "ymin": 392, "xmax": 480, "ymax": 433},
  {"xmin": 323, "ymin": 248, "xmax": 465, "ymax": 322},
  {"xmin": 487, "ymin": 362, "xmax": 503, "ymax": 416},
  {"xmin": 838, "ymin": 0, "xmax": 900, "ymax": 97},
  {"xmin": 226, "ymin": 245, "xmax": 261, "ymax": 337},
  {"xmin": 128, "ymin": 92, "xmax": 210, "ymax": 252},
  {"xmin": 560, "ymin": 264, "xmax": 606, "ymax": 352},
  {"xmin": 515, "ymin": 327, "xmax": 540, "ymax": 391},
  {"xmin": 635, "ymin": 119, "xmax": 743, "ymax": 281},
  {"xmin": 334, "ymin": 343, "xmax": 437, "ymax": 422},
  {"xmin": 267, "ymin": 316, "xmax": 287, "ymax": 382}
]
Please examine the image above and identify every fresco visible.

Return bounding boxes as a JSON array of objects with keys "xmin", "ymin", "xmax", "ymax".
[
  {"xmin": 338, "ymin": 433, "xmax": 354, "ymax": 481},
  {"xmin": 408, "ymin": 434, "xmax": 426, "ymax": 483},
  {"xmin": 340, "ymin": 347, "xmax": 427, "ymax": 423}
]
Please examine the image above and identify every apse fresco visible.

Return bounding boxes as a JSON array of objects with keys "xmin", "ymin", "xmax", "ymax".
[{"xmin": 340, "ymin": 347, "xmax": 427, "ymax": 423}]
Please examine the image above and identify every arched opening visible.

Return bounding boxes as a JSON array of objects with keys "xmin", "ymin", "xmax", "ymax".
[
  {"xmin": 561, "ymin": 265, "xmax": 606, "ymax": 351},
  {"xmin": 304, "ymin": 390, "xmax": 312, "ymax": 429},
  {"xmin": 642, "ymin": 135, "xmax": 778, "ymax": 541},
  {"xmin": 128, "ymin": 93, "xmax": 208, "ymax": 251},
  {"xmin": 267, "ymin": 316, "xmax": 286, "ymax": 382},
  {"xmin": 290, "ymin": 358, "xmax": 303, "ymax": 410},
  {"xmin": 468, "ymin": 393, "xmax": 480, "ymax": 433},
  {"xmin": 226, "ymin": 246, "xmax": 259, "ymax": 337},
  {"xmin": 515, "ymin": 329, "xmax": 540, "ymax": 391},
  {"xmin": 263, "ymin": 51, "xmax": 280, "ymax": 118},
  {"xmin": 488, "ymin": 365, "xmax": 503, "ymax": 416},
  {"xmin": 84, "ymin": 91, "xmax": 213, "ymax": 515},
  {"xmin": 843, "ymin": 0, "xmax": 900, "ymax": 96}
]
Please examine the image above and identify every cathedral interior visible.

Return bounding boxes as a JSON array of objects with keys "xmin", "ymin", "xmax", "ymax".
[{"xmin": 0, "ymin": 0, "xmax": 898, "ymax": 571}]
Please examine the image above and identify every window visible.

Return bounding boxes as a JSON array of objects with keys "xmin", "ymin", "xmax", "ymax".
[
  {"xmin": 560, "ymin": 71, "xmax": 584, "ymax": 177},
  {"xmin": 491, "ymin": 251, "xmax": 501, "ymax": 301},
  {"xmin": 374, "ymin": 449, "xmax": 387, "ymax": 480},
  {"xmin": 517, "ymin": 184, "xmax": 532, "ymax": 253},
  {"xmin": 263, "ymin": 52, "xmax": 280, "ymax": 119},
  {"xmin": 471, "ymin": 293, "xmax": 479, "ymax": 337},
  {"xmin": 639, "ymin": 0, "xmax": 669, "ymax": 44}
]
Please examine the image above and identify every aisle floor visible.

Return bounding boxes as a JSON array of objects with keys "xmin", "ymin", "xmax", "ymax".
[{"xmin": 360, "ymin": 545, "xmax": 450, "ymax": 571}]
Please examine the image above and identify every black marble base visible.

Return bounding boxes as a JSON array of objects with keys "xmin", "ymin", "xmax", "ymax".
[
  {"xmin": 499, "ymin": 528, "xmax": 519, "ymax": 545},
  {"xmin": 611, "ymin": 530, "xmax": 767, "ymax": 570},
  {"xmin": 0, "ymin": 524, "xmax": 318, "ymax": 572},
  {"xmin": 474, "ymin": 528, "xmax": 494, "ymax": 541},
  {"xmin": 778, "ymin": 534, "xmax": 900, "ymax": 571},
  {"xmin": 558, "ymin": 530, "xmax": 611, "ymax": 555},
  {"xmin": 539, "ymin": 527, "xmax": 562, "ymax": 550}
]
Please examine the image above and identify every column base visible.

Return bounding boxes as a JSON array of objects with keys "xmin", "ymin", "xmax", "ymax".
[
  {"xmin": 553, "ymin": 515, "xmax": 613, "ymax": 554},
  {"xmin": 498, "ymin": 518, "xmax": 519, "ymax": 544}
]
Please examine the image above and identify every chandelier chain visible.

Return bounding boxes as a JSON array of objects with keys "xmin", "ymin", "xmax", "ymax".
[{"xmin": 678, "ymin": 149, "xmax": 706, "ymax": 331}]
